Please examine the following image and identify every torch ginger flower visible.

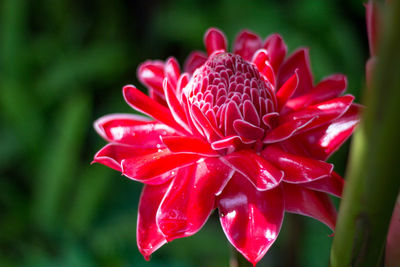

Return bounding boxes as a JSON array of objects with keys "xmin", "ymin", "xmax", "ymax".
[{"xmin": 93, "ymin": 28, "xmax": 360, "ymax": 265}]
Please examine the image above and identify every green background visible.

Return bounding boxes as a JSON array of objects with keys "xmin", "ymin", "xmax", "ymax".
[{"xmin": 0, "ymin": 0, "xmax": 367, "ymax": 266}]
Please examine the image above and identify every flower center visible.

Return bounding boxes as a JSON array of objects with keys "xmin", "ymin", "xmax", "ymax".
[{"xmin": 183, "ymin": 52, "xmax": 277, "ymax": 145}]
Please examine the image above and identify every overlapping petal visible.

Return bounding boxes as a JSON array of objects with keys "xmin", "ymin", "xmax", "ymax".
[
  {"xmin": 261, "ymin": 145, "xmax": 333, "ymax": 183},
  {"xmin": 263, "ymin": 33, "xmax": 287, "ymax": 72},
  {"xmin": 221, "ymin": 150, "xmax": 284, "ymax": 190},
  {"xmin": 283, "ymin": 183, "xmax": 337, "ymax": 230},
  {"xmin": 233, "ymin": 30, "xmax": 262, "ymax": 61},
  {"xmin": 121, "ymin": 149, "xmax": 201, "ymax": 184},
  {"xmin": 280, "ymin": 103, "xmax": 360, "ymax": 160},
  {"xmin": 217, "ymin": 174, "xmax": 284, "ymax": 265},
  {"xmin": 283, "ymin": 74, "xmax": 347, "ymax": 112},
  {"xmin": 161, "ymin": 135, "xmax": 219, "ymax": 156},
  {"xmin": 278, "ymin": 48, "xmax": 313, "ymax": 98},
  {"xmin": 137, "ymin": 183, "xmax": 170, "ymax": 259},
  {"xmin": 204, "ymin": 28, "xmax": 227, "ymax": 55},
  {"xmin": 137, "ymin": 60, "xmax": 165, "ymax": 95},
  {"xmin": 94, "ymin": 113, "xmax": 175, "ymax": 147},
  {"xmin": 301, "ymin": 171, "xmax": 344, "ymax": 198},
  {"xmin": 93, "ymin": 143, "xmax": 157, "ymax": 171},
  {"xmin": 157, "ymin": 158, "xmax": 233, "ymax": 241},
  {"xmin": 184, "ymin": 51, "xmax": 208, "ymax": 74},
  {"xmin": 123, "ymin": 85, "xmax": 189, "ymax": 134}
]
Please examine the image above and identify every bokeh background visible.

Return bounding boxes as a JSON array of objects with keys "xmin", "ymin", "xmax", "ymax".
[{"xmin": 0, "ymin": 0, "xmax": 368, "ymax": 266}]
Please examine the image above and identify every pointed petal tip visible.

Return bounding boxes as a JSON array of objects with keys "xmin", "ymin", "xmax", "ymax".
[
  {"xmin": 204, "ymin": 27, "xmax": 228, "ymax": 55},
  {"xmin": 233, "ymin": 30, "xmax": 262, "ymax": 61},
  {"xmin": 93, "ymin": 118, "xmax": 105, "ymax": 138}
]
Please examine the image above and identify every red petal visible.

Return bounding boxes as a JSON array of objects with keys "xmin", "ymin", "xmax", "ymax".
[
  {"xmin": 278, "ymin": 48, "xmax": 313, "ymax": 98},
  {"xmin": 148, "ymin": 88, "xmax": 167, "ymax": 106},
  {"xmin": 164, "ymin": 57, "xmax": 181, "ymax": 89},
  {"xmin": 157, "ymin": 158, "xmax": 234, "ymax": 241},
  {"xmin": 251, "ymin": 49, "xmax": 275, "ymax": 86},
  {"xmin": 181, "ymin": 93, "xmax": 204, "ymax": 136},
  {"xmin": 184, "ymin": 51, "xmax": 208, "ymax": 74},
  {"xmin": 252, "ymin": 49, "xmax": 269, "ymax": 71},
  {"xmin": 280, "ymin": 95, "xmax": 354, "ymax": 133},
  {"xmin": 121, "ymin": 149, "xmax": 201, "ymax": 184},
  {"xmin": 204, "ymin": 28, "xmax": 227, "ymax": 55},
  {"xmin": 137, "ymin": 183, "xmax": 169, "ymax": 260},
  {"xmin": 233, "ymin": 30, "xmax": 262, "ymax": 61},
  {"xmin": 161, "ymin": 135, "xmax": 218, "ymax": 156},
  {"xmin": 284, "ymin": 74, "xmax": 347, "ymax": 112},
  {"xmin": 280, "ymin": 103, "xmax": 361, "ymax": 160},
  {"xmin": 191, "ymin": 104, "xmax": 223, "ymax": 142},
  {"xmin": 263, "ymin": 117, "xmax": 316, "ymax": 144},
  {"xmin": 211, "ymin": 135, "xmax": 254, "ymax": 150},
  {"xmin": 137, "ymin": 60, "xmax": 165, "ymax": 95},
  {"xmin": 276, "ymin": 71, "xmax": 299, "ymax": 111},
  {"xmin": 225, "ymin": 101, "xmax": 243, "ymax": 136},
  {"xmin": 233, "ymin": 120, "xmax": 264, "ymax": 140},
  {"xmin": 217, "ymin": 174, "xmax": 284, "ymax": 265},
  {"xmin": 263, "ymin": 33, "xmax": 287, "ymax": 72},
  {"xmin": 283, "ymin": 183, "xmax": 337, "ymax": 230},
  {"xmin": 261, "ymin": 146, "xmax": 333, "ymax": 183},
  {"xmin": 163, "ymin": 78, "xmax": 189, "ymax": 130},
  {"xmin": 301, "ymin": 171, "xmax": 344, "ymax": 198},
  {"xmin": 123, "ymin": 85, "xmax": 188, "ymax": 134},
  {"xmin": 222, "ymin": 150, "xmax": 283, "ymax": 190},
  {"xmin": 176, "ymin": 73, "xmax": 189, "ymax": 99},
  {"xmin": 243, "ymin": 100, "xmax": 260, "ymax": 126},
  {"xmin": 94, "ymin": 114, "xmax": 175, "ymax": 147},
  {"xmin": 93, "ymin": 144, "xmax": 157, "ymax": 171}
]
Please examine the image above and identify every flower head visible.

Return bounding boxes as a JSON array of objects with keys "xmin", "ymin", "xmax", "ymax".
[{"xmin": 93, "ymin": 28, "xmax": 360, "ymax": 265}]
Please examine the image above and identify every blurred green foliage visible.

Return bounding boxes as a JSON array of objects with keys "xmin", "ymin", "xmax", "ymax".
[{"xmin": 0, "ymin": 0, "xmax": 366, "ymax": 266}]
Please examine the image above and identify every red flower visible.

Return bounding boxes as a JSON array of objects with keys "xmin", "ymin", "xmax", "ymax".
[{"xmin": 93, "ymin": 28, "xmax": 360, "ymax": 265}]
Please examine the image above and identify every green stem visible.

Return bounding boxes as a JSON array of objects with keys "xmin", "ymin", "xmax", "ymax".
[{"xmin": 330, "ymin": 1, "xmax": 400, "ymax": 266}]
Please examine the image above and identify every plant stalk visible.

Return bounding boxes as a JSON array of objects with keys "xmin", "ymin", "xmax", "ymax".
[{"xmin": 330, "ymin": 1, "xmax": 400, "ymax": 266}]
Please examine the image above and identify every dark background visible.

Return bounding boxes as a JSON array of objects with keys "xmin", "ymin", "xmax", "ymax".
[{"xmin": 0, "ymin": 0, "xmax": 367, "ymax": 266}]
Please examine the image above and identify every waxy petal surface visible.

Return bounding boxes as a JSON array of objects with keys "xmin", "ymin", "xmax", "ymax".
[
  {"xmin": 283, "ymin": 183, "xmax": 337, "ymax": 230},
  {"xmin": 93, "ymin": 144, "xmax": 157, "ymax": 171},
  {"xmin": 123, "ymin": 85, "xmax": 188, "ymax": 134},
  {"xmin": 137, "ymin": 60, "xmax": 165, "ymax": 95},
  {"xmin": 204, "ymin": 28, "xmax": 227, "ymax": 55},
  {"xmin": 278, "ymin": 48, "xmax": 313, "ymax": 98},
  {"xmin": 164, "ymin": 57, "xmax": 180, "ymax": 89},
  {"xmin": 163, "ymin": 78, "xmax": 189, "ymax": 130},
  {"xmin": 184, "ymin": 51, "xmax": 208, "ymax": 74},
  {"xmin": 284, "ymin": 74, "xmax": 347, "ymax": 112},
  {"xmin": 233, "ymin": 30, "xmax": 262, "ymax": 61},
  {"xmin": 94, "ymin": 114, "xmax": 175, "ymax": 147},
  {"xmin": 262, "ymin": 146, "xmax": 333, "ymax": 183},
  {"xmin": 161, "ymin": 135, "xmax": 218, "ymax": 156},
  {"xmin": 280, "ymin": 95, "xmax": 354, "ymax": 133},
  {"xmin": 137, "ymin": 183, "xmax": 170, "ymax": 259},
  {"xmin": 276, "ymin": 71, "xmax": 299, "ymax": 111},
  {"xmin": 263, "ymin": 33, "xmax": 287, "ymax": 72},
  {"xmin": 157, "ymin": 158, "xmax": 233, "ymax": 241},
  {"xmin": 251, "ymin": 50, "xmax": 276, "ymax": 86},
  {"xmin": 222, "ymin": 150, "xmax": 284, "ymax": 190},
  {"xmin": 280, "ymin": 104, "xmax": 360, "ymax": 160},
  {"xmin": 301, "ymin": 171, "xmax": 344, "ymax": 198},
  {"xmin": 121, "ymin": 149, "xmax": 201, "ymax": 184},
  {"xmin": 217, "ymin": 174, "xmax": 284, "ymax": 265},
  {"xmin": 263, "ymin": 117, "xmax": 316, "ymax": 144}
]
